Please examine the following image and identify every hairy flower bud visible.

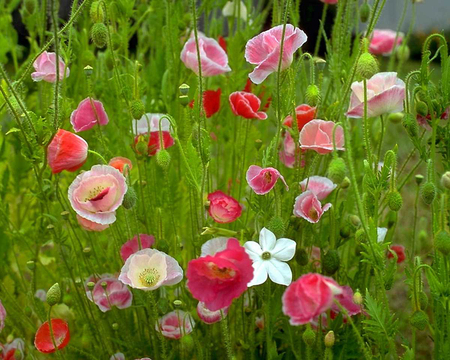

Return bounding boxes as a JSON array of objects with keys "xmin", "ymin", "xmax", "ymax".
[
  {"xmin": 350, "ymin": 215, "xmax": 361, "ymax": 227},
  {"xmin": 435, "ymin": 230, "xmax": 450, "ymax": 256},
  {"xmin": 356, "ymin": 52, "xmax": 378, "ymax": 79},
  {"xmin": 415, "ymin": 100, "xmax": 428, "ymax": 117},
  {"xmin": 46, "ymin": 283, "xmax": 61, "ymax": 306},
  {"xmin": 122, "ymin": 186, "xmax": 137, "ymax": 209},
  {"xmin": 387, "ymin": 191, "xmax": 403, "ymax": 211},
  {"xmin": 91, "ymin": 23, "xmax": 108, "ymax": 48},
  {"xmin": 267, "ymin": 216, "xmax": 286, "ymax": 237},
  {"xmin": 156, "ymin": 149, "xmax": 171, "ymax": 170},
  {"xmin": 359, "ymin": 2, "xmax": 371, "ymax": 23},
  {"xmin": 410, "ymin": 310, "xmax": 428, "ymax": 331},
  {"xmin": 135, "ymin": 135, "xmax": 148, "ymax": 155},
  {"xmin": 402, "ymin": 113, "xmax": 419, "ymax": 139},
  {"xmin": 328, "ymin": 157, "xmax": 347, "ymax": 184},
  {"xmin": 421, "ymin": 182, "xmax": 436, "ymax": 205},
  {"xmin": 302, "ymin": 327, "xmax": 316, "ymax": 347},
  {"xmin": 419, "ymin": 291, "xmax": 428, "ymax": 310},
  {"xmin": 24, "ymin": 0, "xmax": 37, "ymax": 14},
  {"xmin": 305, "ymin": 84, "xmax": 320, "ymax": 107},
  {"xmin": 324, "ymin": 331, "xmax": 335, "ymax": 348},
  {"xmin": 130, "ymin": 99, "xmax": 145, "ymax": 120},
  {"xmin": 90, "ymin": 1, "xmax": 105, "ymax": 23},
  {"xmin": 322, "ymin": 250, "xmax": 340, "ymax": 275},
  {"xmin": 341, "ymin": 176, "xmax": 350, "ymax": 189}
]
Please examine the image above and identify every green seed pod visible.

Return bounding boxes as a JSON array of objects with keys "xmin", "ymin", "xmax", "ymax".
[
  {"xmin": 402, "ymin": 113, "xmax": 419, "ymax": 138},
  {"xmin": 396, "ymin": 44, "xmax": 410, "ymax": 62},
  {"xmin": 419, "ymin": 291, "xmax": 428, "ymax": 310},
  {"xmin": 410, "ymin": 310, "xmax": 428, "ymax": 331},
  {"xmin": 387, "ymin": 112, "xmax": 404, "ymax": 124},
  {"xmin": 440, "ymin": 171, "xmax": 450, "ymax": 190},
  {"xmin": 179, "ymin": 95, "xmax": 190, "ymax": 106},
  {"xmin": 267, "ymin": 216, "xmax": 286, "ymax": 238},
  {"xmin": 295, "ymin": 248, "xmax": 309, "ymax": 266},
  {"xmin": 91, "ymin": 23, "xmax": 108, "ymax": 48},
  {"xmin": 356, "ymin": 52, "xmax": 379, "ymax": 79},
  {"xmin": 46, "ymin": 283, "xmax": 61, "ymax": 306},
  {"xmin": 328, "ymin": 157, "xmax": 347, "ymax": 184},
  {"xmin": 386, "ymin": 191, "xmax": 403, "ymax": 211},
  {"xmin": 421, "ymin": 182, "xmax": 436, "ymax": 205},
  {"xmin": 90, "ymin": 1, "xmax": 105, "ymax": 23},
  {"xmin": 322, "ymin": 249, "xmax": 340, "ymax": 275},
  {"xmin": 302, "ymin": 328, "xmax": 316, "ymax": 347},
  {"xmin": 156, "ymin": 149, "xmax": 171, "ymax": 170},
  {"xmin": 324, "ymin": 331, "xmax": 335, "ymax": 348},
  {"xmin": 135, "ymin": 135, "xmax": 148, "ymax": 155},
  {"xmin": 415, "ymin": 100, "xmax": 428, "ymax": 117},
  {"xmin": 122, "ymin": 186, "xmax": 137, "ymax": 209},
  {"xmin": 359, "ymin": 2, "xmax": 371, "ymax": 23},
  {"xmin": 305, "ymin": 84, "xmax": 320, "ymax": 107},
  {"xmin": 26, "ymin": 260, "xmax": 35, "ymax": 271},
  {"xmin": 340, "ymin": 223, "xmax": 352, "ymax": 239},
  {"xmin": 435, "ymin": 230, "xmax": 450, "ymax": 256},
  {"xmin": 130, "ymin": 99, "xmax": 145, "ymax": 120}
]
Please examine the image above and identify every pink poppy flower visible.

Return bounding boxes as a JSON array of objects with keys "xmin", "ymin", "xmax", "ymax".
[
  {"xmin": 331, "ymin": 285, "xmax": 361, "ymax": 318},
  {"xmin": 91, "ymin": 277, "xmax": 133, "ymax": 312},
  {"xmin": 110, "ymin": 353, "xmax": 125, "ymax": 360},
  {"xmin": 31, "ymin": 51, "xmax": 69, "ymax": 83},
  {"xmin": 0, "ymin": 300, "xmax": 5, "ymax": 333},
  {"xmin": 283, "ymin": 104, "xmax": 316, "ymax": 131},
  {"xmin": 299, "ymin": 119, "xmax": 345, "ymax": 154},
  {"xmin": 133, "ymin": 114, "xmax": 174, "ymax": 156},
  {"xmin": 245, "ymin": 24, "xmax": 307, "ymax": 84},
  {"xmin": 346, "ymin": 72, "xmax": 406, "ymax": 118},
  {"xmin": 279, "ymin": 132, "xmax": 297, "ymax": 168},
  {"xmin": 282, "ymin": 273, "xmax": 342, "ymax": 325},
  {"xmin": 1, "ymin": 338, "xmax": 25, "ymax": 360},
  {"xmin": 229, "ymin": 91, "xmax": 267, "ymax": 120},
  {"xmin": 77, "ymin": 215, "xmax": 110, "ymax": 232},
  {"xmin": 207, "ymin": 190, "xmax": 242, "ymax": 224},
  {"xmin": 197, "ymin": 301, "xmax": 228, "ymax": 324},
  {"xmin": 293, "ymin": 191, "xmax": 331, "ymax": 223},
  {"xmin": 120, "ymin": 234, "xmax": 155, "ymax": 262},
  {"xmin": 246, "ymin": 165, "xmax": 289, "ymax": 195},
  {"xmin": 84, "ymin": 273, "xmax": 114, "ymax": 301},
  {"xmin": 369, "ymin": 29, "xmax": 403, "ymax": 56},
  {"xmin": 186, "ymin": 238, "xmax": 253, "ymax": 311},
  {"xmin": 47, "ymin": 129, "xmax": 88, "ymax": 174},
  {"xmin": 109, "ymin": 157, "xmax": 132, "ymax": 175},
  {"xmin": 180, "ymin": 34, "xmax": 231, "ymax": 76},
  {"xmin": 68, "ymin": 165, "xmax": 127, "ymax": 225},
  {"xmin": 387, "ymin": 245, "xmax": 406, "ymax": 264},
  {"xmin": 118, "ymin": 249, "xmax": 183, "ymax": 291},
  {"xmin": 300, "ymin": 176, "xmax": 337, "ymax": 200},
  {"xmin": 70, "ymin": 98, "xmax": 109, "ymax": 132},
  {"xmin": 155, "ymin": 310, "xmax": 195, "ymax": 339}
]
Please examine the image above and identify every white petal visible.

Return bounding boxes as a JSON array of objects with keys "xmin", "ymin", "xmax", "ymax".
[
  {"xmin": 247, "ymin": 261, "xmax": 268, "ymax": 287},
  {"xmin": 377, "ymin": 227, "xmax": 388, "ymax": 243},
  {"xmin": 244, "ymin": 241, "xmax": 263, "ymax": 262},
  {"xmin": 271, "ymin": 238, "xmax": 296, "ymax": 261},
  {"xmin": 259, "ymin": 227, "xmax": 276, "ymax": 251},
  {"xmin": 201, "ymin": 237, "xmax": 229, "ymax": 257},
  {"xmin": 266, "ymin": 259, "xmax": 292, "ymax": 286}
]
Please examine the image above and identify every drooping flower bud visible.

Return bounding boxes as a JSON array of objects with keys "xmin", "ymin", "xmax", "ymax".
[
  {"xmin": 410, "ymin": 310, "xmax": 428, "ymax": 331},
  {"xmin": 356, "ymin": 52, "xmax": 379, "ymax": 79},
  {"xmin": 122, "ymin": 186, "xmax": 137, "ymax": 209},
  {"xmin": 387, "ymin": 191, "xmax": 403, "ymax": 211},
  {"xmin": 305, "ymin": 84, "xmax": 320, "ymax": 107},
  {"xmin": 46, "ymin": 283, "xmax": 61, "ymax": 306},
  {"xmin": 353, "ymin": 290, "xmax": 363, "ymax": 305},
  {"xmin": 341, "ymin": 176, "xmax": 350, "ymax": 189},
  {"xmin": 156, "ymin": 149, "xmax": 171, "ymax": 170},
  {"xmin": 130, "ymin": 99, "xmax": 145, "ymax": 120},
  {"xmin": 415, "ymin": 100, "xmax": 428, "ymax": 117},
  {"xmin": 328, "ymin": 157, "xmax": 347, "ymax": 184},
  {"xmin": 435, "ymin": 230, "xmax": 450, "ymax": 256},
  {"xmin": 295, "ymin": 248, "xmax": 309, "ymax": 266},
  {"xmin": 91, "ymin": 23, "xmax": 108, "ymax": 48},
  {"xmin": 135, "ymin": 135, "xmax": 148, "ymax": 155},
  {"xmin": 421, "ymin": 182, "xmax": 436, "ymax": 205}
]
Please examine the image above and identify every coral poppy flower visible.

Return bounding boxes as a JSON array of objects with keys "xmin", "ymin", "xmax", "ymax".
[
  {"xmin": 300, "ymin": 176, "xmax": 337, "ymax": 200},
  {"xmin": 155, "ymin": 310, "xmax": 195, "ymax": 339},
  {"xmin": 207, "ymin": 190, "xmax": 242, "ymax": 224},
  {"xmin": 133, "ymin": 114, "xmax": 175, "ymax": 156},
  {"xmin": 118, "ymin": 249, "xmax": 183, "ymax": 291},
  {"xmin": 245, "ymin": 24, "xmax": 307, "ymax": 84},
  {"xmin": 330, "ymin": 285, "xmax": 362, "ymax": 318},
  {"xmin": 246, "ymin": 165, "xmax": 289, "ymax": 195},
  {"xmin": 186, "ymin": 238, "xmax": 253, "ymax": 311},
  {"xmin": 282, "ymin": 273, "xmax": 342, "ymax": 325},
  {"xmin": 369, "ymin": 29, "xmax": 403, "ymax": 56},
  {"xmin": 1, "ymin": 338, "xmax": 25, "ymax": 360},
  {"xmin": 47, "ymin": 129, "xmax": 88, "ymax": 174},
  {"xmin": 120, "ymin": 234, "xmax": 155, "ymax": 262},
  {"xmin": 91, "ymin": 277, "xmax": 133, "ymax": 312},
  {"xmin": 283, "ymin": 104, "xmax": 316, "ymax": 131},
  {"xmin": 34, "ymin": 319, "xmax": 70, "ymax": 353},
  {"xmin": 197, "ymin": 301, "xmax": 228, "ymax": 324},
  {"xmin": 31, "ymin": 51, "xmax": 69, "ymax": 83},
  {"xmin": 229, "ymin": 91, "xmax": 267, "ymax": 120},
  {"xmin": 181, "ymin": 34, "xmax": 231, "ymax": 76},
  {"xmin": 293, "ymin": 190, "xmax": 331, "ymax": 223},
  {"xmin": 387, "ymin": 245, "xmax": 406, "ymax": 264},
  {"xmin": 76, "ymin": 215, "xmax": 110, "ymax": 232},
  {"xmin": 68, "ymin": 165, "xmax": 127, "ymax": 225},
  {"xmin": 189, "ymin": 89, "xmax": 221, "ymax": 118},
  {"xmin": 109, "ymin": 157, "xmax": 132, "ymax": 175},
  {"xmin": 346, "ymin": 72, "xmax": 405, "ymax": 118},
  {"xmin": 299, "ymin": 119, "xmax": 345, "ymax": 154},
  {"xmin": 70, "ymin": 98, "xmax": 109, "ymax": 132}
]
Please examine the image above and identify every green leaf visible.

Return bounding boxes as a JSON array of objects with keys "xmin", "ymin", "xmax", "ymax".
[{"xmin": 5, "ymin": 127, "xmax": 21, "ymax": 135}]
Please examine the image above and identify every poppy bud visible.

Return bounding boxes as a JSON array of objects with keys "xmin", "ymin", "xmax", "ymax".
[
  {"xmin": 322, "ymin": 249, "xmax": 340, "ymax": 275},
  {"xmin": 435, "ymin": 230, "xmax": 450, "ymax": 256},
  {"xmin": 91, "ymin": 23, "xmax": 108, "ymax": 48},
  {"xmin": 440, "ymin": 171, "xmax": 450, "ymax": 190},
  {"xmin": 356, "ymin": 52, "xmax": 378, "ymax": 79},
  {"xmin": 267, "ymin": 216, "xmax": 285, "ymax": 237},
  {"xmin": 387, "ymin": 191, "xmax": 403, "ymax": 211},
  {"xmin": 122, "ymin": 187, "xmax": 137, "ymax": 209},
  {"xmin": 328, "ymin": 157, "xmax": 347, "ymax": 184},
  {"xmin": 324, "ymin": 331, "xmax": 335, "ymax": 348},
  {"xmin": 396, "ymin": 44, "xmax": 410, "ymax": 62},
  {"xmin": 402, "ymin": 113, "xmax": 419, "ymax": 138},
  {"xmin": 359, "ymin": 2, "xmax": 370, "ymax": 23},
  {"xmin": 90, "ymin": 1, "xmax": 104, "ymax": 23},
  {"xmin": 353, "ymin": 291, "xmax": 363, "ymax": 305},
  {"xmin": 130, "ymin": 99, "xmax": 145, "ymax": 120},
  {"xmin": 355, "ymin": 228, "xmax": 366, "ymax": 243},
  {"xmin": 415, "ymin": 100, "xmax": 428, "ymax": 117},
  {"xmin": 410, "ymin": 310, "xmax": 428, "ymax": 331},
  {"xmin": 305, "ymin": 84, "xmax": 320, "ymax": 107},
  {"xmin": 135, "ymin": 135, "xmax": 148, "ymax": 155},
  {"xmin": 156, "ymin": 149, "xmax": 171, "ymax": 170},
  {"xmin": 387, "ymin": 112, "xmax": 404, "ymax": 124},
  {"xmin": 302, "ymin": 327, "xmax": 316, "ymax": 346},
  {"xmin": 340, "ymin": 223, "xmax": 352, "ymax": 238},
  {"xmin": 421, "ymin": 182, "xmax": 436, "ymax": 205},
  {"xmin": 350, "ymin": 215, "xmax": 361, "ymax": 227},
  {"xmin": 341, "ymin": 176, "xmax": 350, "ymax": 189},
  {"xmin": 46, "ymin": 283, "xmax": 61, "ymax": 306},
  {"xmin": 314, "ymin": 58, "xmax": 326, "ymax": 71},
  {"xmin": 295, "ymin": 248, "xmax": 309, "ymax": 266},
  {"xmin": 180, "ymin": 334, "xmax": 194, "ymax": 352}
]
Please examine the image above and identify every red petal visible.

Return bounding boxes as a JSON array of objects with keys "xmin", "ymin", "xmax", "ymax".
[
  {"xmin": 35, "ymin": 319, "xmax": 70, "ymax": 354},
  {"xmin": 203, "ymin": 89, "xmax": 221, "ymax": 118}
]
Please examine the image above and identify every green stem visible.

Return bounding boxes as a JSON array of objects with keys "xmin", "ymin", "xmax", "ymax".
[{"xmin": 314, "ymin": 4, "xmax": 328, "ymax": 57}]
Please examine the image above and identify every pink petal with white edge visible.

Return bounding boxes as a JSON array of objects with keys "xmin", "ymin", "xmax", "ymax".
[{"xmin": 300, "ymin": 176, "xmax": 337, "ymax": 201}]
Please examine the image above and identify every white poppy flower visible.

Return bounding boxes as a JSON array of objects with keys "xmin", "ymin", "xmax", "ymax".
[
  {"xmin": 244, "ymin": 228, "xmax": 296, "ymax": 287},
  {"xmin": 222, "ymin": 1, "xmax": 247, "ymax": 22}
]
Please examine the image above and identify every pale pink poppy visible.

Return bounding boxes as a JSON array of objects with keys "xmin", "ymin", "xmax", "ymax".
[
  {"xmin": 110, "ymin": 353, "xmax": 125, "ymax": 360},
  {"xmin": 347, "ymin": 72, "xmax": 405, "ymax": 118},
  {"xmin": 120, "ymin": 234, "xmax": 155, "ymax": 262},
  {"xmin": 118, "ymin": 248, "xmax": 183, "ymax": 291},
  {"xmin": 245, "ymin": 24, "xmax": 307, "ymax": 84},
  {"xmin": 31, "ymin": 51, "xmax": 69, "ymax": 83},
  {"xmin": 279, "ymin": 132, "xmax": 296, "ymax": 168},
  {"xmin": 300, "ymin": 176, "xmax": 337, "ymax": 200},
  {"xmin": 155, "ymin": 310, "xmax": 195, "ymax": 339},
  {"xmin": 180, "ymin": 34, "xmax": 231, "ymax": 76},
  {"xmin": 299, "ymin": 120, "xmax": 345, "ymax": 154},
  {"xmin": 229, "ymin": 91, "xmax": 267, "ymax": 120},
  {"xmin": 197, "ymin": 301, "xmax": 228, "ymax": 324},
  {"xmin": 0, "ymin": 300, "xmax": 5, "ymax": 333},
  {"xmin": 331, "ymin": 285, "xmax": 361, "ymax": 317},
  {"xmin": 76, "ymin": 215, "xmax": 110, "ymax": 232},
  {"xmin": 132, "ymin": 113, "xmax": 171, "ymax": 135},
  {"xmin": 91, "ymin": 277, "xmax": 133, "ymax": 312},
  {"xmin": 369, "ymin": 29, "xmax": 403, "ymax": 56},
  {"xmin": 246, "ymin": 165, "xmax": 289, "ymax": 195},
  {"xmin": 68, "ymin": 165, "xmax": 127, "ymax": 225},
  {"xmin": 71, "ymin": 98, "xmax": 109, "ymax": 132},
  {"xmin": 282, "ymin": 273, "xmax": 342, "ymax": 325},
  {"xmin": 293, "ymin": 191, "xmax": 331, "ymax": 223}
]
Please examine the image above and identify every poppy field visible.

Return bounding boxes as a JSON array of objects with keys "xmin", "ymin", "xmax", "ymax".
[{"xmin": 0, "ymin": 0, "xmax": 450, "ymax": 359}]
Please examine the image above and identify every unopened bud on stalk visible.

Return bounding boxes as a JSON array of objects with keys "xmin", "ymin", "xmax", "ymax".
[
  {"xmin": 323, "ymin": 250, "xmax": 340, "ymax": 275},
  {"xmin": 324, "ymin": 331, "xmax": 335, "ymax": 347},
  {"xmin": 415, "ymin": 174, "xmax": 424, "ymax": 185},
  {"xmin": 396, "ymin": 44, "xmax": 410, "ymax": 62},
  {"xmin": 341, "ymin": 177, "xmax": 350, "ymax": 189},
  {"xmin": 353, "ymin": 290, "xmax": 363, "ymax": 305},
  {"xmin": 302, "ymin": 327, "xmax": 316, "ymax": 346},
  {"xmin": 435, "ymin": 230, "xmax": 450, "ymax": 256},
  {"xmin": 328, "ymin": 157, "xmax": 347, "ymax": 184},
  {"xmin": 356, "ymin": 52, "xmax": 378, "ymax": 79},
  {"xmin": 402, "ymin": 113, "xmax": 419, "ymax": 138},
  {"xmin": 91, "ymin": 23, "xmax": 108, "ymax": 48},
  {"xmin": 46, "ymin": 283, "xmax": 61, "ymax": 306},
  {"xmin": 135, "ymin": 135, "xmax": 148, "ymax": 155},
  {"xmin": 350, "ymin": 215, "xmax": 361, "ymax": 227},
  {"xmin": 179, "ymin": 95, "xmax": 190, "ymax": 106},
  {"xmin": 305, "ymin": 84, "xmax": 320, "ymax": 107},
  {"xmin": 179, "ymin": 83, "xmax": 190, "ymax": 96},
  {"xmin": 387, "ymin": 112, "xmax": 404, "ymax": 124},
  {"xmin": 156, "ymin": 149, "xmax": 171, "ymax": 170},
  {"xmin": 90, "ymin": 1, "xmax": 104, "ymax": 23},
  {"xmin": 24, "ymin": 0, "xmax": 37, "ymax": 14},
  {"xmin": 84, "ymin": 65, "xmax": 93, "ymax": 77},
  {"xmin": 440, "ymin": 171, "xmax": 450, "ymax": 190},
  {"xmin": 359, "ymin": 2, "xmax": 371, "ymax": 23},
  {"xmin": 122, "ymin": 186, "xmax": 137, "ymax": 209},
  {"xmin": 387, "ymin": 191, "xmax": 403, "ymax": 211},
  {"xmin": 173, "ymin": 300, "xmax": 183, "ymax": 307},
  {"xmin": 419, "ymin": 291, "xmax": 428, "ymax": 310},
  {"xmin": 410, "ymin": 310, "xmax": 428, "ymax": 331},
  {"xmin": 415, "ymin": 100, "xmax": 428, "ymax": 117},
  {"xmin": 130, "ymin": 99, "xmax": 145, "ymax": 120},
  {"xmin": 421, "ymin": 182, "xmax": 436, "ymax": 205},
  {"xmin": 314, "ymin": 57, "xmax": 326, "ymax": 71},
  {"xmin": 418, "ymin": 230, "xmax": 428, "ymax": 243},
  {"xmin": 340, "ymin": 223, "xmax": 352, "ymax": 238}
]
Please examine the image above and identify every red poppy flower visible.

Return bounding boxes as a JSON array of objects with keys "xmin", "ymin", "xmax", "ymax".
[
  {"xmin": 283, "ymin": 104, "xmax": 316, "ymax": 131},
  {"xmin": 387, "ymin": 245, "xmax": 406, "ymax": 264},
  {"xmin": 109, "ymin": 157, "xmax": 132, "ymax": 175},
  {"xmin": 229, "ymin": 91, "xmax": 267, "ymax": 120},
  {"xmin": 34, "ymin": 319, "xmax": 70, "ymax": 353},
  {"xmin": 47, "ymin": 129, "xmax": 88, "ymax": 174},
  {"xmin": 148, "ymin": 132, "xmax": 175, "ymax": 156},
  {"xmin": 189, "ymin": 89, "xmax": 221, "ymax": 118},
  {"xmin": 218, "ymin": 36, "xmax": 227, "ymax": 53}
]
